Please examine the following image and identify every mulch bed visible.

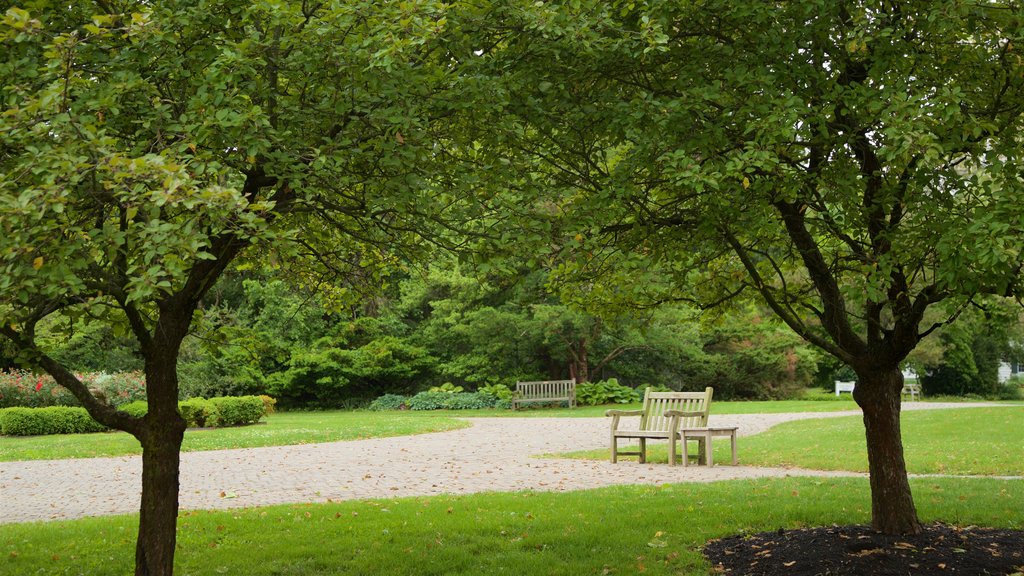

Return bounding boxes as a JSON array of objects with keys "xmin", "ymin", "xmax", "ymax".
[{"xmin": 704, "ymin": 523, "xmax": 1024, "ymax": 575}]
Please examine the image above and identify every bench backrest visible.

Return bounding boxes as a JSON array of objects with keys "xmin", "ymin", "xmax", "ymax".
[
  {"xmin": 639, "ymin": 387, "xmax": 713, "ymax": 432},
  {"xmin": 515, "ymin": 379, "xmax": 575, "ymax": 399},
  {"xmin": 834, "ymin": 380, "xmax": 856, "ymax": 394}
]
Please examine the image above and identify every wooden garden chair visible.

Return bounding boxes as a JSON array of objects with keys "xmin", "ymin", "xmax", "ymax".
[{"xmin": 607, "ymin": 387, "xmax": 714, "ymax": 465}]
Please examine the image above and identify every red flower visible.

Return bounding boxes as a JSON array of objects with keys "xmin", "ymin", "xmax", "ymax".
[{"xmin": 35, "ymin": 378, "xmax": 44, "ymax": 392}]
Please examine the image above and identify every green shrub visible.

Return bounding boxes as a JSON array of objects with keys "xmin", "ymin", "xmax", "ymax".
[
  {"xmin": 995, "ymin": 381, "xmax": 1023, "ymax": 401},
  {"xmin": 0, "ymin": 395, "xmax": 272, "ymax": 435},
  {"xmin": 445, "ymin": 392, "xmax": 496, "ymax": 410},
  {"xmin": 575, "ymin": 378, "xmax": 639, "ymax": 406},
  {"xmin": 208, "ymin": 396, "xmax": 266, "ymax": 426},
  {"xmin": 178, "ymin": 398, "xmax": 221, "ymax": 428},
  {"xmin": 119, "ymin": 400, "xmax": 149, "ymax": 418},
  {"xmin": 0, "ymin": 407, "xmax": 107, "ymax": 436},
  {"xmin": 428, "ymin": 383, "xmax": 464, "ymax": 393},
  {"xmin": 478, "ymin": 383, "xmax": 513, "ymax": 401},
  {"xmin": 407, "ymin": 391, "xmax": 496, "ymax": 410},
  {"xmin": 407, "ymin": 391, "xmax": 451, "ymax": 410},
  {"xmin": 0, "ymin": 407, "xmax": 48, "ymax": 435},
  {"xmin": 259, "ymin": 395, "xmax": 277, "ymax": 415},
  {"xmin": 368, "ymin": 394, "xmax": 409, "ymax": 411}
]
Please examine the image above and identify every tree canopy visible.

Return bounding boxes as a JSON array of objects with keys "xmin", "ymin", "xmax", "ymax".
[
  {"xmin": 1, "ymin": 1, "xmax": 462, "ymax": 574},
  {"xmin": 454, "ymin": 0, "xmax": 1024, "ymax": 534}
]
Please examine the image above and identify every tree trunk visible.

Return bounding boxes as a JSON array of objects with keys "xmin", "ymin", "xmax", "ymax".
[
  {"xmin": 574, "ymin": 340, "xmax": 589, "ymax": 383},
  {"xmin": 853, "ymin": 367, "xmax": 923, "ymax": 535},
  {"xmin": 134, "ymin": 360, "xmax": 187, "ymax": 576}
]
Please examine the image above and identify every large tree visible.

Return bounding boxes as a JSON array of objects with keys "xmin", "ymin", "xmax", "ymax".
[
  {"xmin": 459, "ymin": 0, "xmax": 1024, "ymax": 534},
  {"xmin": 0, "ymin": 1, "xmax": 454, "ymax": 574}
]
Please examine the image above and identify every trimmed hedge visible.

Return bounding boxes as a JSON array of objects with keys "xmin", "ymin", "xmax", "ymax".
[
  {"xmin": 403, "ymin": 391, "xmax": 499, "ymax": 411},
  {"xmin": 208, "ymin": 396, "xmax": 265, "ymax": 426},
  {"xmin": 0, "ymin": 407, "xmax": 108, "ymax": 436},
  {"xmin": 179, "ymin": 398, "xmax": 221, "ymax": 428},
  {"xmin": 0, "ymin": 395, "xmax": 273, "ymax": 436}
]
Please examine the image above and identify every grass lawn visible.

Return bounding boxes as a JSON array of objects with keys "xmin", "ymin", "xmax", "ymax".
[
  {"xmin": 561, "ymin": 406, "xmax": 1024, "ymax": 476},
  {"xmin": 1, "ymin": 477, "xmax": 1020, "ymax": 576},
  {"xmin": 0, "ymin": 412, "xmax": 468, "ymax": 462}
]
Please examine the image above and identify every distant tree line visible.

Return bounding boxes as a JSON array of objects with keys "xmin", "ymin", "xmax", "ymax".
[{"xmin": 14, "ymin": 263, "xmax": 1021, "ymax": 409}]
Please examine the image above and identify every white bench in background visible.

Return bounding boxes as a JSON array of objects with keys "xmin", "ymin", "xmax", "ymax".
[
  {"xmin": 834, "ymin": 380, "xmax": 855, "ymax": 396},
  {"xmin": 901, "ymin": 382, "xmax": 922, "ymax": 402}
]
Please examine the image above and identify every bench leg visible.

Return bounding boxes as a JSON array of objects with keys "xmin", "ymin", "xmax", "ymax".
[
  {"xmin": 610, "ymin": 436, "xmax": 618, "ymax": 463},
  {"xmin": 704, "ymin": 433, "xmax": 714, "ymax": 467},
  {"xmin": 682, "ymin": 436, "xmax": 690, "ymax": 467},
  {"xmin": 638, "ymin": 438, "xmax": 647, "ymax": 464},
  {"xmin": 669, "ymin": 434, "xmax": 678, "ymax": 466},
  {"xmin": 730, "ymin": 432, "xmax": 737, "ymax": 465}
]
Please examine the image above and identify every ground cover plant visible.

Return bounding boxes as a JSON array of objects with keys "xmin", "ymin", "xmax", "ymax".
[
  {"xmin": 1, "ymin": 477, "xmax": 1021, "ymax": 576},
  {"xmin": 0, "ymin": 412, "xmax": 467, "ymax": 462},
  {"xmin": 561, "ymin": 407, "xmax": 1024, "ymax": 477}
]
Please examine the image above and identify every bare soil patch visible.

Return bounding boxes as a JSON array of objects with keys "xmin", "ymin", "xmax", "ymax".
[{"xmin": 704, "ymin": 523, "xmax": 1024, "ymax": 575}]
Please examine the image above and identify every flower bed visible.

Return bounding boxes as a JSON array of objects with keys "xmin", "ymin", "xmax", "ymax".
[{"xmin": 0, "ymin": 370, "xmax": 146, "ymax": 409}]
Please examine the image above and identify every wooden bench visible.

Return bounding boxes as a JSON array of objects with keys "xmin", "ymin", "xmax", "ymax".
[
  {"xmin": 511, "ymin": 379, "xmax": 576, "ymax": 409},
  {"xmin": 608, "ymin": 387, "xmax": 734, "ymax": 466},
  {"xmin": 901, "ymin": 382, "xmax": 921, "ymax": 402},
  {"xmin": 834, "ymin": 380, "xmax": 855, "ymax": 396}
]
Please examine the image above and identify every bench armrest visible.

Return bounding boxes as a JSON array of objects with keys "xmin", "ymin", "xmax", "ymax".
[
  {"xmin": 664, "ymin": 410, "xmax": 706, "ymax": 418},
  {"xmin": 605, "ymin": 409, "xmax": 643, "ymax": 417}
]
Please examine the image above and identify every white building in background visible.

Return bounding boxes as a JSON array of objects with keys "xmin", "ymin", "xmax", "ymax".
[{"xmin": 998, "ymin": 361, "xmax": 1022, "ymax": 383}]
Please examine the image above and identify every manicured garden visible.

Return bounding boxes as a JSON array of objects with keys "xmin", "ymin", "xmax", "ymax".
[
  {"xmin": 3, "ymin": 399, "xmax": 1023, "ymax": 575},
  {"xmin": 4, "ymin": 398, "xmax": 1014, "ymax": 463},
  {"xmin": 0, "ymin": 396, "xmax": 874, "ymax": 462},
  {"xmin": 2, "ymin": 477, "xmax": 1021, "ymax": 575}
]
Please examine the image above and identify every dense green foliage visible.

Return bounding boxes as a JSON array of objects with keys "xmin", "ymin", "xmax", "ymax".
[
  {"xmin": 449, "ymin": 0, "xmax": 1024, "ymax": 533},
  {"xmin": 0, "ymin": 395, "xmax": 273, "ymax": 435},
  {"xmin": 906, "ymin": 304, "xmax": 1024, "ymax": 398},
  {"xmin": 575, "ymin": 378, "xmax": 639, "ymax": 405},
  {"xmin": 165, "ymin": 267, "xmax": 821, "ymax": 408},
  {"xmin": 0, "ymin": 406, "xmax": 109, "ymax": 435},
  {"xmin": 367, "ymin": 394, "xmax": 411, "ymax": 411},
  {"xmin": 113, "ymin": 396, "xmax": 271, "ymax": 428}
]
